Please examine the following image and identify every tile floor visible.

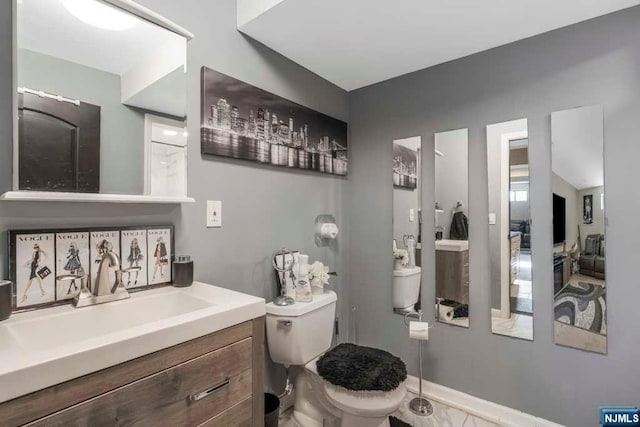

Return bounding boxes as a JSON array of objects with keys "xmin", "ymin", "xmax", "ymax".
[
  {"xmin": 439, "ymin": 317, "xmax": 469, "ymax": 328},
  {"xmin": 491, "ymin": 312, "xmax": 533, "ymax": 340},
  {"xmin": 279, "ymin": 391, "xmax": 498, "ymax": 427}
]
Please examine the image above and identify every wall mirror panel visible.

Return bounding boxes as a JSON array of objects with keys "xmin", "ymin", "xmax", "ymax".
[
  {"xmin": 487, "ymin": 119, "xmax": 533, "ymax": 341},
  {"xmin": 15, "ymin": 0, "xmax": 188, "ymax": 197},
  {"xmin": 392, "ymin": 136, "xmax": 422, "ymax": 315},
  {"xmin": 551, "ymin": 105, "xmax": 606, "ymax": 354},
  {"xmin": 434, "ymin": 129, "xmax": 469, "ymax": 327}
]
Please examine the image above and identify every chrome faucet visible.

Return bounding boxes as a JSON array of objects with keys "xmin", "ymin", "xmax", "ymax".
[
  {"xmin": 94, "ymin": 250, "xmax": 121, "ymax": 296},
  {"xmin": 72, "ymin": 241, "xmax": 131, "ymax": 308}
]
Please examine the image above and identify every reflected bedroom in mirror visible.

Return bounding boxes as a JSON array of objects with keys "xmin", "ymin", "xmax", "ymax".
[
  {"xmin": 487, "ymin": 119, "xmax": 533, "ymax": 340},
  {"xmin": 14, "ymin": 0, "xmax": 188, "ymax": 198},
  {"xmin": 551, "ymin": 105, "xmax": 606, "ymax": 354},
  {"xmin": 392, "ymin": 137, "xmax": 422, "ymax": 315},
  {"xmin": 434, "ymin": 129, "xmax": 469, "ymax": 327}
]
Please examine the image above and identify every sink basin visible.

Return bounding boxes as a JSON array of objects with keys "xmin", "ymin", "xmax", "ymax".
[
  {"xmin": 0, "ymin": 282, "xmax": 265, "ymax": 403},
  {"xmin": 435, "ymin": 239, "xmax": 469, "ymax": 252},
  {"xmin": 8, "ymin": 292, "xmax": 212, "ymax": 352}
]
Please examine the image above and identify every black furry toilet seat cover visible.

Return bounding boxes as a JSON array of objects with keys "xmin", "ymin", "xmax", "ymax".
[{"xmin": 316, "ymin": 343, "xmax": 407, "ymax": 392}]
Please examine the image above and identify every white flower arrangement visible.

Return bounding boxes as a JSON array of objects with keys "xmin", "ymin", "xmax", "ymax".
[
  {"xmin": 308, "ymin": 261, "xmax": 331, "ymax": 289},
  {"xmin": 393, "ymin": 248, "xmax": 409, "ymax": 267}
]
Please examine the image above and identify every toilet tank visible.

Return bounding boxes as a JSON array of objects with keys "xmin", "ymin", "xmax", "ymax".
[{"xmin": 266, "ymin": 290, "xmax": 337, "ymax": 366}]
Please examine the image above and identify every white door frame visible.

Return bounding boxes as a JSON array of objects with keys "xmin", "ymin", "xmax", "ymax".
[
  {"xmin": 499, "ymin": 130, "xmax": 528, "ymax": 319},
  {"xmin": 143, "ymin": 114, "xmax": 187, "ymax": 196}
]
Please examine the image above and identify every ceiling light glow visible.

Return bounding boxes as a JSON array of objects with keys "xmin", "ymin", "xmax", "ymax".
[{"xmin": 59, "ymin": 0, "xmax": 137, "ymax": 31}]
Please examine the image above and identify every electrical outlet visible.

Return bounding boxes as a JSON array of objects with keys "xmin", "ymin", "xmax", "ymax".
[
  {"xmin": 207, "ymin": 200, "xmax": 222, "ymax": 228},
  {"xmin": 409, "ymin": 208, "xmax": 415, "ymax": 222}
]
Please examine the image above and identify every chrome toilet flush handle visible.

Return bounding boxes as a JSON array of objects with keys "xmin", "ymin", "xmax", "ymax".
[{"xmin": 278, "ymin": 319, "xmax": 293, "ymax": 327}]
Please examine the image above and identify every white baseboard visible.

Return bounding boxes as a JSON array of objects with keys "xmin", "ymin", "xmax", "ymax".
[{"xmin": 405, "ymin": 375, "xmax": 565, "ymax": 427}]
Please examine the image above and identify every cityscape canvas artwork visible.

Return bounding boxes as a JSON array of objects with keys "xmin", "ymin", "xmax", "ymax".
[
  {"xmin": 393, "ymin": 141, "xmax": 418, "ymax": 189},
  {"xmin": 200, "ymin": 67, "xmax": 348, "ymax": 175}
]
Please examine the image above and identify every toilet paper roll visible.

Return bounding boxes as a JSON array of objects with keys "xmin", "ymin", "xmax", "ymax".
[
  {"xmin": 409, "ymin": 321, "xmax": 429, "ymax": 341},
  {"xmin": 437, "ymin": 304, "xmax": 454, "ymax": 322},
  {"xmin": 319, "ymin": 223, "xmax": 339, "ymax": 239}
]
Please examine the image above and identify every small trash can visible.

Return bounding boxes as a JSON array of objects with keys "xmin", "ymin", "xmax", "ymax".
[{"xmin": 264, "ymin": 392, "xmax": 280, "ymax": 427}]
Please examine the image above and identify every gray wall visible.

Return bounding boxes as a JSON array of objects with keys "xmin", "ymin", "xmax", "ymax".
[
  {"xmin": 1, "ymin": 0, "xmax": 349, "ymax": 393},
  {"xmin": 18, "ymin": 48, "xmax": 145, "ymax": 194},
  {"xmin": 348, "ymin": 6, "xmax": 640, "ymax": 426}
]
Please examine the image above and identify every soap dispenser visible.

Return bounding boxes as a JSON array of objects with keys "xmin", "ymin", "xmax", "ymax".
[{"xmin": 294, "ymin": 254, "xmax": 313, "ymax": 302}]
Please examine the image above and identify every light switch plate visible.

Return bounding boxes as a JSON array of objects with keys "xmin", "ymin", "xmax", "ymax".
[
  {"xmin": 207, "ymin": 200, "xmax": 222, "ymax": 228},
  {"xmin": 488, "ymin": 212, "xmax": 496, "ymax": 225},
  {"xmin": 409, "ymin": 209, "xmax": 415, "ymax": 222}
]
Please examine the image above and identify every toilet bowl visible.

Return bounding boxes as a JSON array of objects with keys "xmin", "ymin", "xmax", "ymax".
[
  {"xmin": 392, "ymin": 266, "xmax": 421, "ymax": 310},
  {"xmin": 302, "ymin": 356, "xmax": 406, "ymax": 427},
  {"xmin": 266, "ymin": 291, "xmax": 406, "ymax": 427}
]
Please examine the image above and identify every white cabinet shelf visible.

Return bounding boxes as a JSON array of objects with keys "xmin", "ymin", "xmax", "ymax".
[{"xmin": 0, "ymin": 191, "xmax": 195, "ymax": 204}]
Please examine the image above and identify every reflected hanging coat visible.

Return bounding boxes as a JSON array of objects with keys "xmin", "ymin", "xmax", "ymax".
[{"xmin": 449, "ymin": 211, "xmax": 469, "ymax": 240}]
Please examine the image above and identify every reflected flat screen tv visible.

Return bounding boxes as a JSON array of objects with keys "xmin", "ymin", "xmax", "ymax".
[{"xmin": 553, "ymin": 193, "xmax": 566, "ymax": 245}]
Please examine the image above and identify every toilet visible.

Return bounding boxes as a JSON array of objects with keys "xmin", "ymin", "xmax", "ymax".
[
  {"xmin": 266, "ymin": 290, "xmax": 406, "ymax": 427},
  {"xmin": 392, "ymin": 266, "xmax": 421, "ymax": 311}
]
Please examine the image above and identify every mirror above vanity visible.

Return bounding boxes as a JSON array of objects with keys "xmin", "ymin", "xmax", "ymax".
[{"xmin": 3, "ymin": 0, "xmax": 194, "ymax": 203}]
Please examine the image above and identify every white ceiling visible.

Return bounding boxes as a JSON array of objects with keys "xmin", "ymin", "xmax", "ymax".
[
  {"xmin": 17, "ymin": 0, "xmax": 180, "ymax": 76},
  {"xmin": 551, "ymin": 105, "xmax": 604, "ymax": 190},
  {"xmin": 238, "ymin": 0, "xmax": 640, "ymax": 91}
]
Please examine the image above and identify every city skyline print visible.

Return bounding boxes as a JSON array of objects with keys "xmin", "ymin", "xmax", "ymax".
[
  {"xmin": 200, "ymin": 67, "xmax": 348, "ymax": 175},
  {"xmin": 393, "ymin": 141, "xmax": 418, "ymax": 190}
]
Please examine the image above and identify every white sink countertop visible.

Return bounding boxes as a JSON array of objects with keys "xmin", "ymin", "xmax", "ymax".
[
  {"xmin": 0, "ymin": 282, "xmax": 265, "ymax": 403},
  {"xmin": 435, "ymin": 239, "xmax": 469, "ymax": 252}
]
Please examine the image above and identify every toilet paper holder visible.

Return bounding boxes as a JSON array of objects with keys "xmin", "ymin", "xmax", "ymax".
[
  {"xmin": 314, "ymin": 214, "xmax": 339, "ymax": 247},
  {"xmin": 403, "ymin": 310, "xmax": 434, "ymax": 417}
]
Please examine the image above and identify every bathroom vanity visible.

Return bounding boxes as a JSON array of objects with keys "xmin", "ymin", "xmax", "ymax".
[
  {"xmin": 0, "ymin": 283, "xmax": 265, "ymax": 427},
  {"xmin": 435, "ymin": 240, "xmax": 470, "ymax": 305}
]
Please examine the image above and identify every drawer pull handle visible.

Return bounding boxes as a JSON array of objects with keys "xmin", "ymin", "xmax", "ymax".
[{"xmin": 190, "ymin": 378, "xmax": 230, "ymax": 402}]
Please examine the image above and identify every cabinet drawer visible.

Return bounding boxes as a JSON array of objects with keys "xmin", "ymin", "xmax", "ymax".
[
  {"xmin": 29, "ymin": 338, "xmax": 253, "ymax": 427},
  {"xmin": 199, "ymin": 398, "xmax": 253, "ymax": 427}
]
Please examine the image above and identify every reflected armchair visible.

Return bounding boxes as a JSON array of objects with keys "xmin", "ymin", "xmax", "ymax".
[{"xmin": 579, "ymin": 234, "xmax": 605, "ymax": 279}]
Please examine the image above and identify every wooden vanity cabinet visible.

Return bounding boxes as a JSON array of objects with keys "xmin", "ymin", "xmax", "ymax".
[
  {"xmin": 0, "ymin": 317, "xmax": 265, "ymax": 427},
  {"xmin": 436, "ymin": 249, "xmax": 469, "ymax": 304}
]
